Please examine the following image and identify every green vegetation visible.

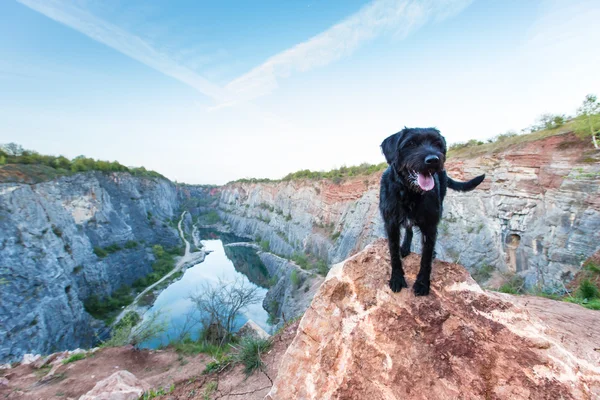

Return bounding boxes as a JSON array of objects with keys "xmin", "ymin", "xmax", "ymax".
[
  {"xmin": 330, "ymin": 231, "xmax": 341, "ymax": 241},
  {"xmin": 291, "ymin": 253, "xmax": 310, "ymax": 270},
  {"xmin": 202, "ymin": 381, "xmax": 218, "ymax": 400},
  {"xmin": 448, "ymin": 94, "xmax": 600, "ymax": 158},
  {"xmin": 93, "ymin": 247, "xmax": 108, "ymax": 258},
  {"xmin": 471, "ymin": 264, "xmax": 494, "ymax": 284},
  {"xmin": 141, "ymin": 384, "xmax": 175, "ymax": 399},
  {"xmin": 0, "ymin": 143, "xmax": 166, "ymax": 183},
  {"xmin": 173, "ymin": 338, "xmax": 227, "ymax": 358},
  {"xmin": 104, "ymin": 311, "xmax": 167, "ymax": 348},
  {"xmin": 314, "ymin": 260, "xmax": 329, "ymax": 276},
  {"xmin": 198, "ymin": 210, "xmax": 220, "ymax": 225},
  {"xmin": 490, "ymin": 261, "xmax": 600, "ymax": 312},
  {"xmin": 203, "ymin": 355, "xmax": 234, "ymax": 375},
  {"xmin": 124, "ymin": 240, "xmax": 139, "ymax": 249},
  {"xmin": 290, "ymin": 269, "xmax": 300, "ymax": 288},
  {"xmin": 497, "ymin": 274, "xmax": 525, "ymax": 294},
  {"xmin": 83, "ymin": 285, "xmax": 134, "ymax": 323},
  {"xmin": 132, "ymin": 245, "xmax": 178, "ymax": 290},
  {"xmin": 62, "ymin": 353, "xmax": 86, "ymax": 365},
  {"xmin": 231, "ymin": 162, "xmax": 388, "ymax": 185},
  {"xmin": 235, "ymin": 337, "xmax": 272, "ymax": 375},
  {"xmin": 51, "ymin": 225, "xmax": 62, "ymax": 237},
  {"xmin": 577, "ymin": 278, "xmax": 599, "ymax": 299},
  {"xmin": 260, "ymin": 240, "xmax": 270, "ymax": 252},
  {"xmin": 93, "ymin": 242, "xmax": 125, "ymax": 258},
  {"xmin": 574, "ymin": 94, "xmax": 600, "ymax": 149}
]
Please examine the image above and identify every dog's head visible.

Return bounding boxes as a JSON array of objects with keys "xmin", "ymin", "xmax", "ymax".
[{"xmin": 381, "ymin": 127, "xmax": 446, "ymax": 192}]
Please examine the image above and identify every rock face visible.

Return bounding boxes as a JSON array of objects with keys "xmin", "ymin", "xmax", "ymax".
[
  {"xmin": 267, "ymin": 239, "xmax": 600, "ymax": 400},
  {"xmin": 260, "ymin": 252, "xmax": 324, "ymax": 325},
  {"xmin": 0, "ymin": 172, "xmax": 183, "ymax": 361},
  {"xmin": 218, "ymin": 132, "xmax": 600, "ymax": 289},
  {"xmin": 79, "ymin": 371, "xmax": 150, "ymax": 400}
]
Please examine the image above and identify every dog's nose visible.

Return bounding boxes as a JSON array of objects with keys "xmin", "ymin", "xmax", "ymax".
[{"xmin": 425, "ymin": 155, "xmax": 440, "ymax": 165}]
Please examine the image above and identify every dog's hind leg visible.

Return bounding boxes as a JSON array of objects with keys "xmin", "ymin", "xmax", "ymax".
[
  {"xmin": 413, "ymin": 226, "xmax": 437, "ymax": 296},
  {"xmin": 386, "ymin": 221, "xmax": 408, "ymax": 293},
  {"xmin": 400, "ymin": 226, "xmax": 413, "ymax": 257}
]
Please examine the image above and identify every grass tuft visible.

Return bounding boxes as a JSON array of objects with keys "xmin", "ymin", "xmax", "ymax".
[
  {"xmin": 62, "ymin": 353, "xmax": 86, "ymax": 365},
  {"xmin": 235, "ymin": 337, "xmax": 272, "ymax": 375}
]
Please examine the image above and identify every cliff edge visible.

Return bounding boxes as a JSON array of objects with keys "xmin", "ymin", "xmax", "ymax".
[{"xmin": 267, "ymin": 239, "xmax": 600, "ymax": 399}]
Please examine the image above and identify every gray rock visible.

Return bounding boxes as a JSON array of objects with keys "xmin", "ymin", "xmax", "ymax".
[{"xmin": 0, "ymin": 172, "xmax": 182, "ymax": 362}]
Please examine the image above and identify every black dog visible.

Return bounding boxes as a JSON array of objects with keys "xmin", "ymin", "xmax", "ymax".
[{"xmin": 379, "ymin": 127, "xmax": 485, "ymax": 296}]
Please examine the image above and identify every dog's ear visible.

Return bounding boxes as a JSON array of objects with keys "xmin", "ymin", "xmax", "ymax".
[
  {"xmin": 381, "ymin": 130, "xmax": 405, "ymax": 164},
  {"xmin": 437, "ymin": 130, "xmax": 447, "ymax": 154}
]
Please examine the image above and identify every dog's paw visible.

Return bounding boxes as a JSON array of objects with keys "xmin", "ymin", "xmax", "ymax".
[
  {"xmin": 400, "ymin": 247, "xmax": 411, "ymax": 258},
  {"xmin": 389, "ymin": 275, "xmax": 408, "ymax": 293},
  {"xmin": 413, "ymin": 279, "xmax": 430, "ymax": 296}
]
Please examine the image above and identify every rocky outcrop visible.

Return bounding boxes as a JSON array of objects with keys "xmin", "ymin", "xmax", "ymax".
[
  {"xmin": 267, "ymin": 239, "xmax": 600, "ymax": 400},
  {"xmin": 80, "ymin": 371, "xmax": 151, "ymax": 400},
  {"xmin": 218, "ymin": 132, "xmax": 600, "ymax": 289},
  {"xmin": 0, "ymin": 172, "xmax": 182, "ymax": 361},
  {"xmin": 260, "ymin": 253, "xmax": 324, "ymax": 324}
]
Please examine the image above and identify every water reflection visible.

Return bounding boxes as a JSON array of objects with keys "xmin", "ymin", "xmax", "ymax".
[{"xmin": 140, "ymin": 234, "xmax": 270, "ymax": 349}]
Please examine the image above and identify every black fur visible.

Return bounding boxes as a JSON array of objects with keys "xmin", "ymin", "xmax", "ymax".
[{"xmin": 379, "ymin": 127, "xmax": 485, "ymax": 296}]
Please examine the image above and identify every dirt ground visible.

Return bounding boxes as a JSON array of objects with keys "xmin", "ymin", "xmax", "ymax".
[
  {"xmin": 0, "ymin": 321, "xmax": 299, "ymax": 400},
  {"xmin": 161, "ymin": 321, "xmax": 299, "ymax": 400}
]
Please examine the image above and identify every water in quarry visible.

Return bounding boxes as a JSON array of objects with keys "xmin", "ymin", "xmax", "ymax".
[{"xmin": 140, "ymin": 230, "xmax": 271, "ymax": 348}]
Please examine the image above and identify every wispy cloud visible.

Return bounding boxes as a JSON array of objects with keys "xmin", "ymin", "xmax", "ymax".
[
  {"xmin": 17, "ymin": 0, "xmax": 234, "ymax": 104},
  {"xmin": 18, "ymin": 0, "xmax": 472, "ymax": 111},
  {"xmin": 224, "ymin": 0, "xmax": 473, "ymax": 105}
]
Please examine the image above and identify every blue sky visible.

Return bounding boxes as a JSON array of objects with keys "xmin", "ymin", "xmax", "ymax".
[{"xmin": 1, "ymin": 0, "xmax": 599, "ymax": 184}]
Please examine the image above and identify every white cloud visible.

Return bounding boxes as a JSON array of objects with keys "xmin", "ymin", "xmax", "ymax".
[
  {"xmin": 17, "ymin": 0, "xmax": 233, "ymax": 104},
  {"xmin": 224, "ymin": 0, "xmax": 474, "ymax": 104},
  {"xmin": 19, "ymin": 0, "xmax": 473, "ymax": 111}
]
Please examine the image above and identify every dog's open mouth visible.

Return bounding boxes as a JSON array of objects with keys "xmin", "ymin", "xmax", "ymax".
[{"xmin": 415, "ymin": 171, "xmax": 434, "ymax": 191}]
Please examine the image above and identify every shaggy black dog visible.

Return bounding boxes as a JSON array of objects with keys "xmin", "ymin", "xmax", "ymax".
[{"xmin": 379, "ymin": 127, "xmax": 485, "ymax": 296}]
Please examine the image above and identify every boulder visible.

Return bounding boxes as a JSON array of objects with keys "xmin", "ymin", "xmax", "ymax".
[
  {"xmin": 267, "ymin": 239, "xmax": 600, "ymax": 400},
  {"xmin": 236, "ymin": 319, "xmax": 270, "ymax": 340},
  {"xmin": 20, "ymin": 354, "xmax": 41, "ymax": 365},
  {"xmin": 79, "ymin": 370, "xmax": 151, "ymax": 400}
]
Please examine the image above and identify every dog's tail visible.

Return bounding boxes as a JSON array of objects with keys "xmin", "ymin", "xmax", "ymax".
[{"xmin": 447, "ymin": 174, "xmax": 485, "ymax": 192}]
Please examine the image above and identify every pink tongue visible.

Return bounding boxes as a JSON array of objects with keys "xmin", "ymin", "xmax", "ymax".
[{"xmin": 417, "ymin": 173, "xmax": 434, "ymax": 191}]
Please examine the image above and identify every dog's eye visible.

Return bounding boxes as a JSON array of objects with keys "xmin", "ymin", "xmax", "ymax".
[{"xmin": 406, "ymin": 140, "xmax": 415, "ymax": 148}]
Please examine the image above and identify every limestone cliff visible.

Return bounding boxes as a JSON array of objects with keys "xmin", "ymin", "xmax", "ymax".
[
  {"xmin": 217, "ymin": 132, "xmax": 600, "ymax": 289},
  {"xmin": 267, "ymin": 239, "xmax": 600, "ymax": 399},
  {"xmin": 0, "ymin": 172, "xmax": 183, "ymax": 361}
]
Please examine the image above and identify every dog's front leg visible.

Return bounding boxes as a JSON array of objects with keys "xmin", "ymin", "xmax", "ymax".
[
  {"xmin": 400, "ymin": 226, "xmax": 413, "ymax": 257},
  {"xmin": 414, "ymin": 227, "xmax": 437, "ymax": 296},
  {"xmin": 386, "ymin": 222, "xmax": 408, "ymax": 293}
]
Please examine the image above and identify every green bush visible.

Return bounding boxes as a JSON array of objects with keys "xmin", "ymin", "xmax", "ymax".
[
  {"xmin": 202, "ymin": 210, "xmax": 220, "ymax": 224},
  {"xmin": 132, "ymin": 245, "xmax": 176, "ymax": 291},
  {"xmin": 577, "ymin": 279, "xmax": 599, "ymax": 300},
  {"xmin": 260, "ymin": 240, "xmax": 270, "ymax": 252},
  {"xmin": 330, "ymin": 231, "xmax": 341, "ymax": 241},
  {"xmin": 314, "ymin": 260, "xmax": 329, "ymax": 276},
  {"xmin": 83, "ymin": 285, "xmax": 134, "ymax": 322},
  {"xmin": 124, "ymin": 240, "xmax": 138, "ymax": 249},
  {"xmin": 173, "ymin": 338, "xmax": 226, "ymax": 358},
  {"xmin": 471, "ymin": 264, "xmax": 494, "ymax": 284},
  {"xmin": 291, "ymin": 253, "xmax": 310, "ymax": 269},
  {"xmin": 203, "ymin": 355, "xmax": 233, "ymax": 375},
  {"xmin": 93, "ymin": 247, "xmax": 108, "ymax": 258},
  {"xmin": 51, "ymin": 225, "xmax": 62, "ymax": 237},
  {"xmin": 104, "ymin": 243, "xmax": 121, "ymax": 253},
  {"xmin": 290, "ymin": 270, "xmax": 300, "ymax": 288},
  {"xmin": 0, "ymin": 143, "xmax": 166, "ymax": 181},
  {"xmin": 62, "ymin": 353, "xmax": 86, "ymax": 365},
  {"xmin": 235, "ymin": 337, "xmax": 272, "ymax": 375},
  {"xmin": 497, "ymin": 274, "xmax": 525, "ymax": 294}
]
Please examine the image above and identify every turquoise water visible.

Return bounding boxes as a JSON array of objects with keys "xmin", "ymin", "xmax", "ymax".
[{"xmin": 140, "ymin": 236, "xmax": 271, "ymax": 348}]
